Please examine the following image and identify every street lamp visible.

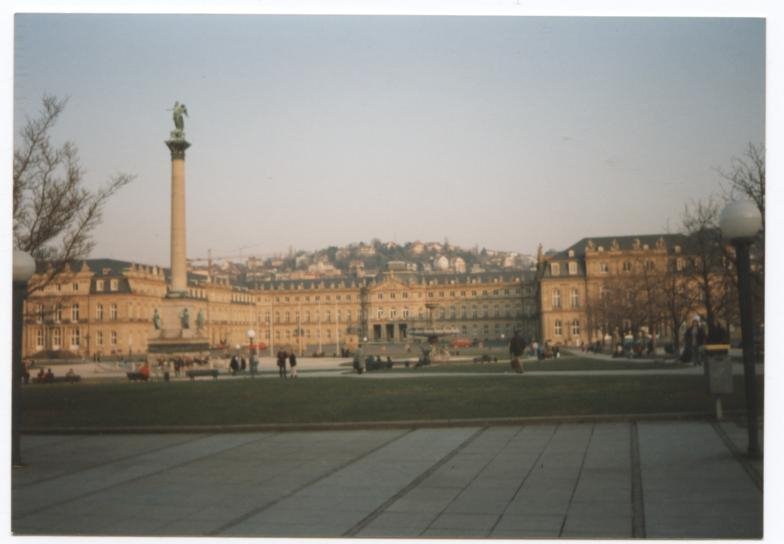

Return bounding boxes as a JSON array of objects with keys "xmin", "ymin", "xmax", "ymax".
[
  {"xmin": 719, "ymin": 200, "xmax": 762, "ymax": 458},
  {"xmin": 246, "ymin": 329, "xmax": 256, "ymax": 354},
  {"xmin": 13, "ymin": 250, "xmax": 36, "ymax": 467}
]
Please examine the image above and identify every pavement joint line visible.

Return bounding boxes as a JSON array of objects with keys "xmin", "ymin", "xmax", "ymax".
[
  {"xmin": 557, "ymin": 423, "xmax": 595, "ymax": 538},
  {"xmin": 21, "ymin": 411, "xmax": 729, "ymax": 435},
  {"xmin": 13, "ymin": 433, "xmax": 210, "ymax": 490},
  {"xmin": 13, "ymin": 432, "xmax": 279, "ymax": 521},
  {"xmin": 208, "ymin": 428, "xmax": 416, "ymax": 536},
  {"xmin": 711, "ymin": 420, "xmax": 763, "ymax": 491},
  {"xmin": 484, "ymin": 423, "xmax": 560, "ymax": 536},
  {"xmin": 630, "ymin": 421, "xmax": 646, "ymax": 538},
  {"xmin": 342, "ymin": 426, "xmax": 487, "ymax": 537}
]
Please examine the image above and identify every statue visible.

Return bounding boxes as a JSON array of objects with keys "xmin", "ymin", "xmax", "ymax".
[
  {"xmin": 169, "ymin": 101, "xmax": 189, "ymax": 133},
  {"xmin": 180, "ymin": 308, "xmax": 190, "ymax": 329},
  {"xmin": 152, "ymin": 309, "xmax": 161, "ymax": 330},
  {"xmin": 196, "ymin": 309, "xmax": 205, "ymax": 331}
]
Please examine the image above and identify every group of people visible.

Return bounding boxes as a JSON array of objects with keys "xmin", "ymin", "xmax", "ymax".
[
  {"xmin": 681, "ymin": 316, "xmax": 728, "ymax": 365},
  {"xmin": 276, "ymin": 349, "xmax": 297, "ymax": 378},
  {"xmin": 229, "ymin": 352, "xmax": 260, "ymax": 376}
]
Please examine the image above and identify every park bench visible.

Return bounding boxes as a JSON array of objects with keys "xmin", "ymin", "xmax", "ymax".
[
  {"xmin": 126, "ymin": 372, "xmax": 149, "ymax": 382},
  {"xmin": 186, "ymin": 368, "xmax": 219, "ymax": 380}
]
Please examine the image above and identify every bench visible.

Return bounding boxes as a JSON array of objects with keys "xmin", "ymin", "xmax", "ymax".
[
  {"xmin": 127, "ymin": 372, "xmax": 149, "ymax": 382},
  {"xmin": 186, "ymin": 368, "xmax": 219, "ymax": 380}
]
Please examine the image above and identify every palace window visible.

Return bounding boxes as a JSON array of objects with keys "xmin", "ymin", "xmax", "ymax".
[
  {"xmin": 96, "ymin": 280, "xmax": 104, "ymax": 291},
  {"xmin": 378, "ymin": 293, "xmax": 383, "ymax": 300},
  {"xmin": 111, "ymin": 331, "xmax": 117, "ymax": 346},
  {"xmin": 71, "ymin": 303, "xmax": 80, "ymax": 322},
  {"xmin": 550, "ymin": 263, "xmax": 560, "ymax": 276},
  {"xmin": 36, "ymin": 304, "xmax": 43, "ymax": 323},
  {"xmin": 377, "ymin": 308, "xmax": 384, "ymax": 319},
  {"xmin": 71, "ymin": 328, "xmax": 80, "ymax": 347},
  {"xmin": 676, "ymin": 258, "xmax": 685, "ymax": 271},
  {"xmin": 570, "ymin": 289, "xmax": 580, "ymax": 309},
  {"xmin": 325, "ymin": 311, "xmax": 331, "ymax": 323},
  {"xmin": 571, "ymin": 319, "xmax": 580, "ymax": 336},
  {"xmin": 110, "ymin": 279, "xmax": 118, "ymax": 291},
  {"xmin": 552, "ymin": 289, "xmax": 561, "ymax": 309},
  {"xmin": 390, "ymin": 309, "xmax": 397, "ymax": 319},
  {"xmin": 568, "ymin": 262, "xmax": 578, "ymax": 275},
  {"xmin": 36, "ymin": 329, "xmax": 44, "ymax": 348},
  {"xmin": 285, "ymin": 311, "xmax": 290, "ymax": 323},
  {"xmin": 645, "ymin": 260, "xmax": 655, "ymax": 271},
  {"xmin": 305, "ymin": 311, "xmax": 310, "ymax": 323},
  {"xmin": 623, "ymin": 261, "xmax": 632, "ymax": 272},
  {"xmin": 402, "ymin": 308, "xmax": 409, "ymax": 319},
  {"xmin": 54, "ymin": 304, "xmax": 63, "ymax": 322},
  {"xmin": 450, "ymin": 306, "xmax": 456, "ymax": 319},
  {"xmin": 52, "ymin": 328, "xmax": 61, "ymax": 347},
  {"xmin": 97, "ymin": 331, "xmax": 104, "ymax": 346},
  {"xmin": 472, "ymin": 306, "xmax": 478, "ymax": 319},
  {"xmin": 554, "ymin": 320, "xmax": 562, "ymax": 336},
  {"xmin": 599, "ymin": 262, "xmax": 608, "ymax": 273},
  {"xmin": 275, "ymin": 312, "xmax": 280, "ymax": 323},
  {"xmin": 110, "ymin": 304, "xmax": 118, "ymax": 320},
  {"xmin": 73, "ymin": 282, "xmax": 79, "ymax": 291}
]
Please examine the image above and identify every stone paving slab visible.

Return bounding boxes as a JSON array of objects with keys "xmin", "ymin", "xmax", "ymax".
[{"xmin": 12, "ymin": 420, "xmax": 763, "ymax": 539}]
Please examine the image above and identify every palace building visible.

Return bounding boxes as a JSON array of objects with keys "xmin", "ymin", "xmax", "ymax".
[{"xmin": 21, "ymin": 261, "xmax": 539, "ymax": 358}]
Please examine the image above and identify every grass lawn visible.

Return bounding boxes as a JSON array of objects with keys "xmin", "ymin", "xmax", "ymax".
[{"xmin": 21, "ymin": 374, "xmax": 762, "ymax": 430}]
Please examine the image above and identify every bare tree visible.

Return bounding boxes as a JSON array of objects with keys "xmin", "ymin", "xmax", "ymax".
[
  {"xmin": 718, "ymin": 142, "xmax": 765, "ymax": 220},
  {"xmin": 13, "ymin": 95, "xmax": 134, "ymax": 290},
  {"xmin": 681, "ymin": 198, "xmax": 724, "ymax": 327}
]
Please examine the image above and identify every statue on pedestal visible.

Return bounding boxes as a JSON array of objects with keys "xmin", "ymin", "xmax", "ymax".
[
  {"xmin": 152, "ymin": 309, "xmax": 161, "ymax": 330},
  {"xmin": 196, "ymin": 309, "xmax": 205, "ymax": 331},
  {"xmin": 180, "ymin": 308, "xmax": 190, "ymax": 329}
]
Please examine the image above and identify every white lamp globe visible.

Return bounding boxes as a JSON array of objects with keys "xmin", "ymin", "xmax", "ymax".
[
  {"xmin": 13, "ymin": 250, "xmax": 36, "ymax": 283},
  {"xmin": 719, "ymin": 200, "xmax": 762, "ymax": 241},
  {"xmin": 247, "ymin": 329, "xmax": 256, "ymax": 339}
]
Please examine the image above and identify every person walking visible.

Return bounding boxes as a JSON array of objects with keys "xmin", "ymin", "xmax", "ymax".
[
  {"xmin": 509, "ymin": 330, "xmax": 526, "ymax": 373},
  {"xmin": 277, "ymin": 349, "xmax": 288, "ymax": 379},
  {"xmin": 682, "ymin": 317, "xmax": 706, "ymax": 365},
  {"xmin": 289, "ymin": 351, "xmax": 298, "ymax": 378}
]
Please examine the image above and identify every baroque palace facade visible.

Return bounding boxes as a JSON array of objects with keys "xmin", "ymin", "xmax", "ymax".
[
  {"xmin": 21, "ymin": 260, "xmax": 539, "ymax": 358},
  {"xmin": 538, "ymin": 233, "xmax": 703, "ymax": 347}
]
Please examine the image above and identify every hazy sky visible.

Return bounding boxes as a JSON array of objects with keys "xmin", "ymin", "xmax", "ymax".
[{"xmin": 13, "ymin": 14, "xmax": 764, "ymax": 265}]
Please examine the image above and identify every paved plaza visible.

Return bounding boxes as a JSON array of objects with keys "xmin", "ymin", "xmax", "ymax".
[{"xmin": 12, "ymin": 419, "xmax": 762, "ymax": 538}]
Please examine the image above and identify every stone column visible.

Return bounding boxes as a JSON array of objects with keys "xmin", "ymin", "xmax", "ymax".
[{"xmin": 165, "ymin": 137, "xmax": 191, "ymax": 295}]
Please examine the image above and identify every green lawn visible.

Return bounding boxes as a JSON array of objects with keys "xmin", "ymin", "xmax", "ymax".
[{"xmin": 21, "ymin": 374, "xmax": 762, "ymax": 430}]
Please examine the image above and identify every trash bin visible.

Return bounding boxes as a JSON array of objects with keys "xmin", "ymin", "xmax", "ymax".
[{"xmin": 705, "ymin": 344, "xmax": 732, "ymax": 419}]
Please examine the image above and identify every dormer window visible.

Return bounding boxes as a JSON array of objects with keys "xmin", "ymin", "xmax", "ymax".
[
  {"xmin": 110, "ymin": 279, "xmax": 118, "ymax": 291},
  {"xmin": 96, "ymin": 279, "xmax": 104, "ymax": 291},
  {"xmin": 568, "ymin": 262, "xmax": 578, "ymax": 275},
  {"xmin": 550, "ymin": 263, "xmax": 560, "ymax": 276},
  {"xmin": 568, "ymin": 249, "xmax": 575, "ymax": 258}
]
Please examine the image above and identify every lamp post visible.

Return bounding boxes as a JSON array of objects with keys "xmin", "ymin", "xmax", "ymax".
[
  {"xmin": 719, "ymin": 200, "xmax": 762, "ymax": 458},
  {"xmin": 246, "ymin": 328, "xmax": 256, "ymax": 354},
  {"xmin": 13, "ymin": 250, "xmax": 36, "ymax": 467}
]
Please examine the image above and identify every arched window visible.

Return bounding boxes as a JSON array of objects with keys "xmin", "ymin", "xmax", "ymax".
[{"xmin": 552, "ymin": 289, "xmax": 561, "ymax": 309}]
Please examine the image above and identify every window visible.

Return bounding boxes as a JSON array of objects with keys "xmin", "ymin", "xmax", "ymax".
[
  {"xmin": 571, "ymin": 320, "xmax": 580, "ymax": 336},
  {"xmin": 110, "ymin": 279, "xmax": 118, "ymax": 291},
  {"xmin": 71, "ymin": 328, "xmax": 80, "ymax": 347},
  {"xmin": 73, "ymin": 282, "xmax": 79, "ymax": 291},
  {"xmin": 550, "ymin": 263, "xmax": 560, "ymax": 276},
  {"xmin": 111, "ymin": 331, "xmax": 117, "ymax": 345},
  {"xmin": 472, "ymin": 306, "xmax": 478, "ymax": 318},
  {"xmin": 36, "ymin": 329, "xmax": 44, "ymax": 348},
  {"xmin": 568, "ymin": 262, "xmax": 578, "ymax": 275},
  {"xmin": 377, "ymin": 308, "xmax": 384, "ymax": 319},
  {"xmin": 378, "ymin": 293, "xmax": 383, "ymax": 300},
  {"xmin": 554, "ymin": 320, "xmax": 562, "ymax": 336},
  {"xmin": 275, "ymin": 311, "xmax": 280, "ymax": 323},
  {"xmin": 552, "ymin": 289, "xmax": 561, "ymax": 309},
  {"xmin": 285, "ymin": 311, "xmax": 290, "ymax": 322},
  {"xmin": 450, "ymin": 306, "xmax": 456, "ymax": 319},
  {"xmin": 402, "ymin": 308, "xmax": 409, "ymax": 319},
  {"xmin": 623, "ymin": 261, "xmax": 632, "ymax": 272},
  {"xmin": 645, "ymin": 260, "xmax": 655, "ymax": 271},
  {"xmin": 570, "ymin": 289, "xmax": 580, "ymax": 309},
  {"xmin": 97, "ymin": 331, "xmax": 104, "ymax": 346},
  {"xmin": 52, "ymin": 328, "xmax": 61, "ymax": 347},
  {"xmin": 676, "ymin": 258, "xmax": 685, "ymax": 271},
  {"xmin": 390, "ymin": 309, "xmax": 397, "ymax": 319},
  {"xmin": 599, "ymin": 262, "xmax": 608, "ymax": 273},
  {"xmin": 325, "ymin": 311, "xmax": 331, "ymax": 323},
  {"xmin": 71, "ymin": 303, "xmax": 80, "ymax": 322},
  {"xmin": 54, "ymin": 304, "xmax": 62, "ymax": 322},
  {"xmin": 110, "ymin": 304, "xmax": 118, "ymax": 320},
  {"xmin": 36, "ymin": 304, "xmax": 44, "ymax": 323},
  {"xmin": 96, "ymin": 279, "xmax": 104, "ymax": 291}
]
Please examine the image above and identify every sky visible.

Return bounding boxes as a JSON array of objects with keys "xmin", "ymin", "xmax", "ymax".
[{"xmin": 12, "ymin": 11, "xmax": 765, "ymax": 266}]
